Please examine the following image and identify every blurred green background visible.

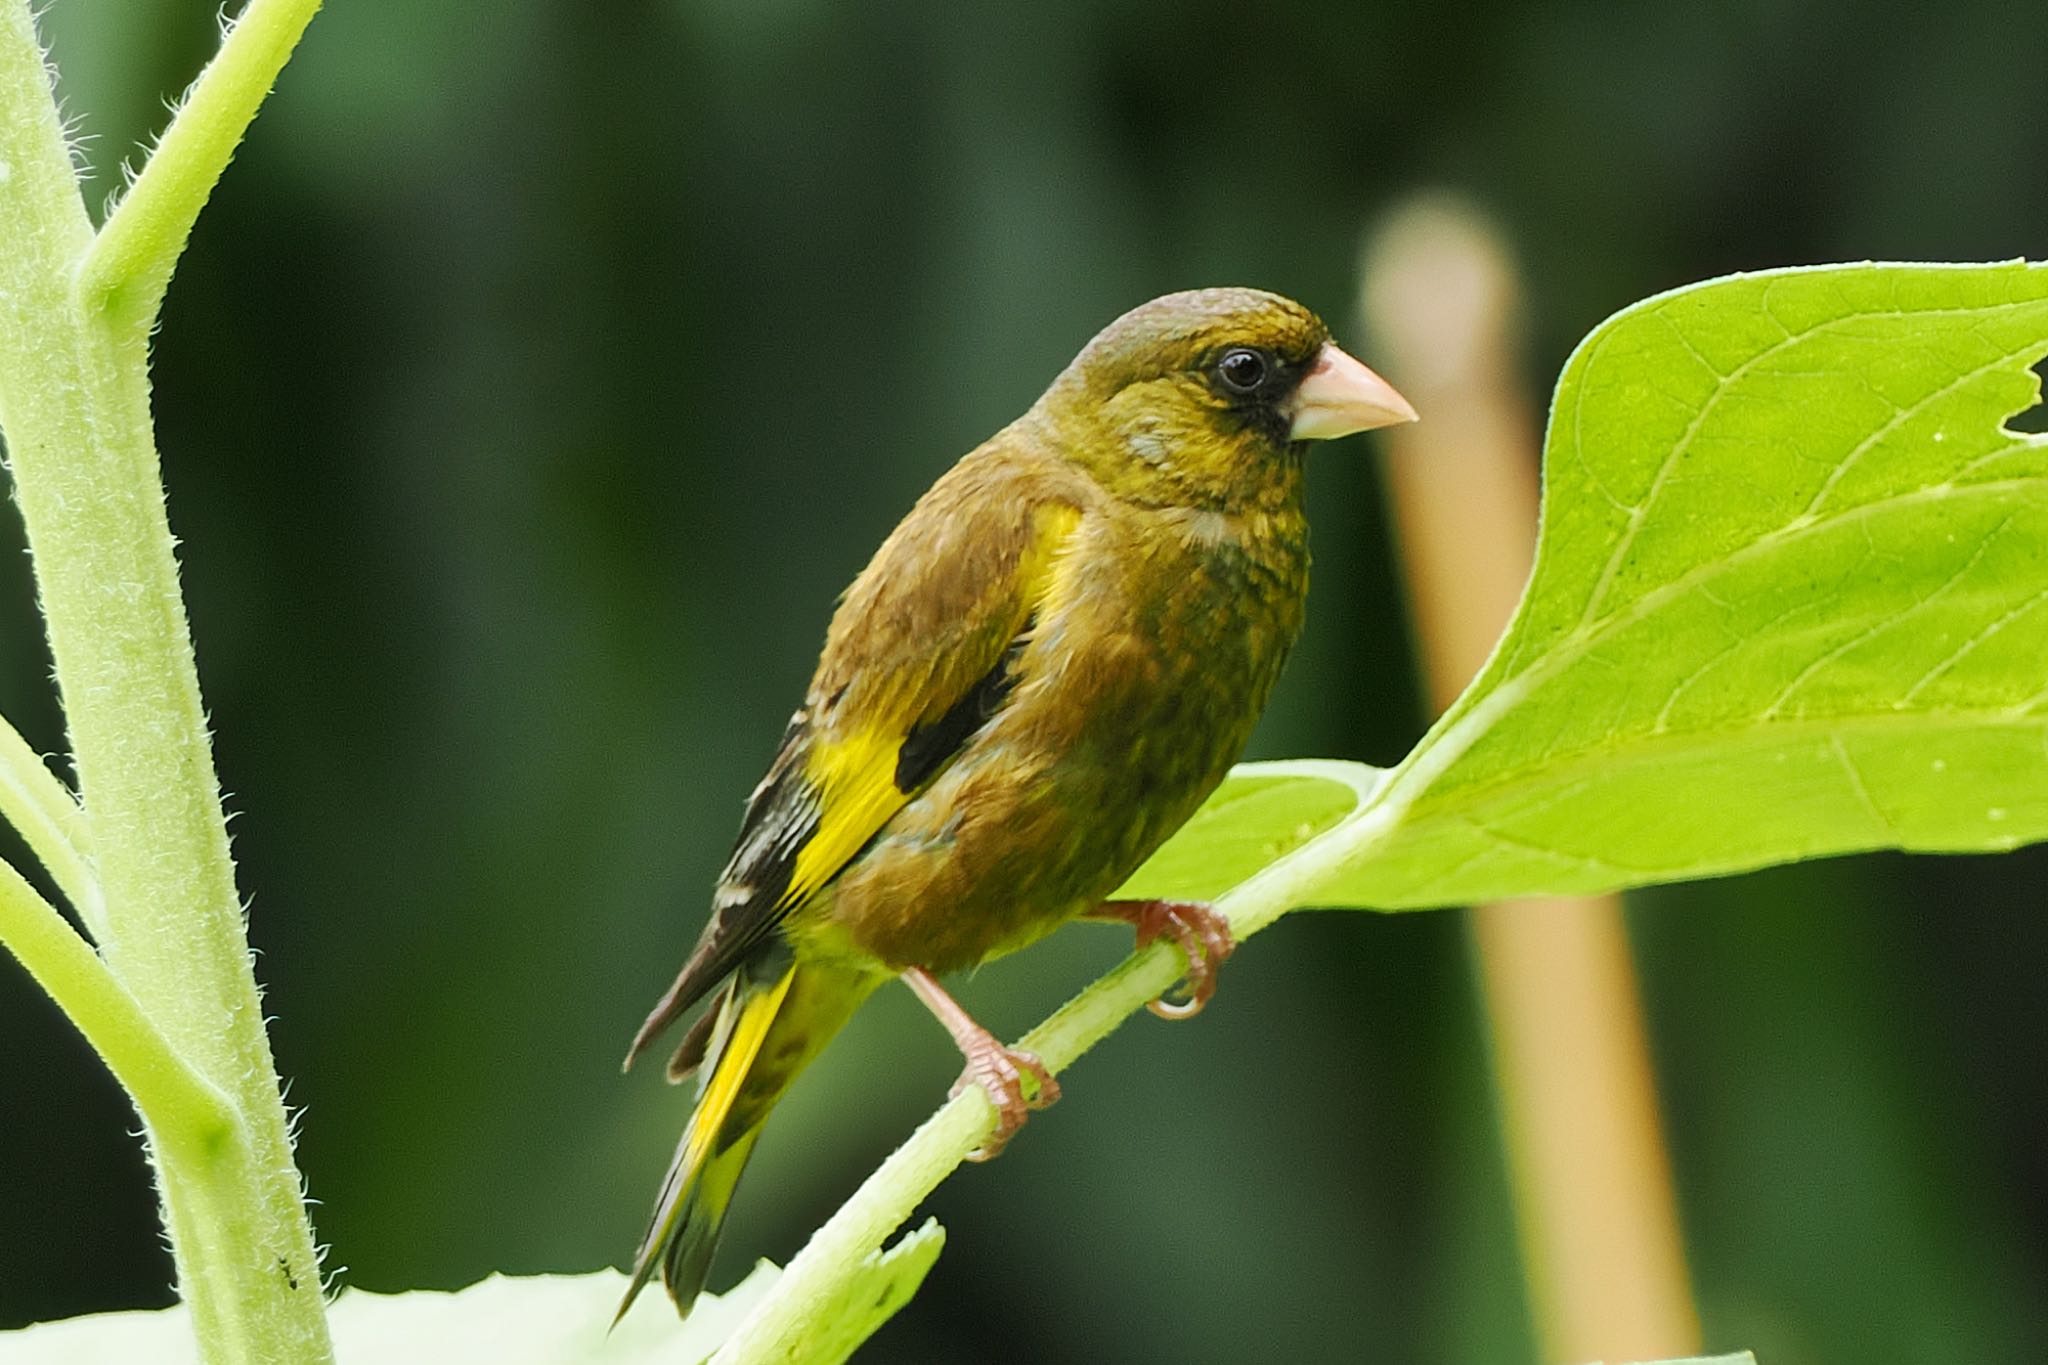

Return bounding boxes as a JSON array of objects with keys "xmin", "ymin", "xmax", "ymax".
[{"xmin": 3, "ymin": 2, "xmax": 2046, "ymax": 1361}]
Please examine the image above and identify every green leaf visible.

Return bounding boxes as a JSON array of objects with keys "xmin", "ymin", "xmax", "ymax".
[
  {"xmin": 1113, "ymin": 759, "xmax": 1379, "ymax": 902},
  {"xmin": 0, "ymin": 1220, "xmax": 941, "ymax": 1365},
  {"xmin": 1320, "ymin": 260, "xmax": 2048, "ymax": 905}
]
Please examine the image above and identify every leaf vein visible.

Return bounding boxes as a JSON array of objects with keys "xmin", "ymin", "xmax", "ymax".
[
  {"xmin": 1457, "ymin": 816, "xmax": 1647, "ymax": 878},
  {"xmin": 1657, "ymin": 311, "xmax": 1729, "ymax": 381},
  {"xmin": 1801, "ymin": 339, "xmax": 2045, "ymax": 517},
  {"xmin": 1399, "ymin": 706, "xmax": 2048, "ymax": 834},
  {"xmin": 1899, "ymin": 580, "xmax": 2048, "ymax": 705},
  {"xmin": 1577, "ymin": 308, "xmax": 1949, "ymax": 629},
  {"xmin": 1828, "ymin": 734, "xmax": 1897, "ymax": 839},
  {"xmin": 1655, "ymin": 598, "xmax": 1828, "ymax": 733},
  {"xmin": 1757, "ymin": 515, "xmax": 2010, "ymax": 720}
]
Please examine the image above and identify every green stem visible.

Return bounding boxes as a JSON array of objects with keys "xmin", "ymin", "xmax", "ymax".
[
  {"xmin": 77, "ymin": 0, "xmax": 322, "ymax": 331},
  {"xmin": 0, "ymin": 4, "xmax": 330, "ymax": 1362},
  {"xmin": 0, "ymin": 857, "xmax": 233, "ymax": 1155},
  {"xmin": 711, "ymin": 761, "xmax": 1377, "ymax": 1363},
  {"xmin": 0, "ymin": 712, "xmax": 105, "ymax": 937}
]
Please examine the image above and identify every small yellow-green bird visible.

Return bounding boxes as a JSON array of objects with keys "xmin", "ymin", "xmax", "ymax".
[{"xmin": 618, "ymin": 287, "xmax": 1415, "ymax": 1319}]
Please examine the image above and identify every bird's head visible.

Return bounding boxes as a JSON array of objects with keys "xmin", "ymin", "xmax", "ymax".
[{"xmin": 1038, "ymin": 287, "xmax": 1417, "ymax": 511}]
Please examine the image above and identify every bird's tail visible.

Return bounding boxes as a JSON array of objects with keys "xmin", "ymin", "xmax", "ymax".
[{"xmin": 616, "ymin": 958, "xmax": 877, "ymax": 1324}]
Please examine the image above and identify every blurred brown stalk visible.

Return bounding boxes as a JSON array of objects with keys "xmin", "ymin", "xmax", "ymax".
[{"xmin": 1360, "ymin": 195, "xmax": 1700, "ymax": 1364}]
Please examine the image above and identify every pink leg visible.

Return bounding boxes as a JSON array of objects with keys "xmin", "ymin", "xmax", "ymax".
[
  {"xmin": 902, "ymin": 967, "xmax": 1060, "ymax": 1161},
  {"xmin": 1090, "ymin": 899, "xmax": 1237, "ymax": 1019}
]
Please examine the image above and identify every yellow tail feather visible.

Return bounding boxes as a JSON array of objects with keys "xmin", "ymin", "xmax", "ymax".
[
  {"xmin": 616, "ymin": 960, "xmax": 881, "ymax": 1324},
  {"xmin": 616, "ymin": 966, "xmax": 794, "ymax": 1322}
]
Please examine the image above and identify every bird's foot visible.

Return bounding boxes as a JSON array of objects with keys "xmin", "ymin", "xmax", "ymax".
[
  {"xmin": 902, "ymin": 966, "xmax": 1061, "ymax": 1161},
  {"xmin": 1093, "ymin": 898, "xmax": 1236, "ymax": 1019},
  {"xmin": 950, "ymin": 1037, "xmax": 1061, "ymax": 1161}
]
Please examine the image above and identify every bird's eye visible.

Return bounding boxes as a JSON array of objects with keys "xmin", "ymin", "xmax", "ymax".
[{"xmin": 1215, "ymin": 347, "xmax": 1269, "ymax": 396}]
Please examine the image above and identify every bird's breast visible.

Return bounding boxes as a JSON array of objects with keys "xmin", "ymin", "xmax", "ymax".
[{"xmin": 1025, "ymin": 503, "xmax": 1309, "ymax": 803}]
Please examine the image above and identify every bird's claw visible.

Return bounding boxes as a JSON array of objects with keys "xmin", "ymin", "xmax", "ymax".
[
  {"xmin": 1119, "ymin": 899, "xmax": 1236, "ymax": 1019},
  {"xmin": 951, "ymin": 1040, "xmax": 1060, "ymax": 1161}
]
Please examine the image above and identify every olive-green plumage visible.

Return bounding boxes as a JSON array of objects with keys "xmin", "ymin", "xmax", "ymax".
[{"xmin": 618, "ymin": 288, "xmax": 1412, "ymax": 1321}]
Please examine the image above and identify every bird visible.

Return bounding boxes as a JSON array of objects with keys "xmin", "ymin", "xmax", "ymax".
[{"xmin": 616, "ymin": 287, "xmax": 1416, "ymax": 1321}]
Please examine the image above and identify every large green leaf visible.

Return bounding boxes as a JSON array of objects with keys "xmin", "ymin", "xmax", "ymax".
[{"xmin": 1333, "ymin": 261, "xmax": 2048, "ymax": 904}]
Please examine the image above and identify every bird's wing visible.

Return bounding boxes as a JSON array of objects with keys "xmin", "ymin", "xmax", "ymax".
[{"xmin": 628, "ymin": 459, "xmax": 1083, "ymax": 1066}]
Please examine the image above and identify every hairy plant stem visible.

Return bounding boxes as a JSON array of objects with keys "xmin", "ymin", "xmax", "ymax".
[
  {"xmin": 0, "ymin": 861, "xmax": 232, "ymax": 1147},
  {"xmin": 0, "ymin": 3, "xmax": 328, "ymax": 1362},
  {"xmin": 0, "ymin": 713, "xmax": 102, "ymax": 936}
]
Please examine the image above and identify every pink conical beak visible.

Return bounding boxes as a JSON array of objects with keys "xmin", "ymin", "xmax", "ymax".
[{"xmin": 1287, "ymin": 342, "xmax": 1419, "ymax": 440}]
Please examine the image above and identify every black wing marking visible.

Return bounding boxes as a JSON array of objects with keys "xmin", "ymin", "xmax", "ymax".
[{"xmin": 894, "ymin": 634, "xmax": 1027, "ymax": 794}]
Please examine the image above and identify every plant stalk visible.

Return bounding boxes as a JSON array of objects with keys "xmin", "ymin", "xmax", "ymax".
[
  {"xmin": 0, "ymin": 712, "xmax": 103, "ymax": 936},
  {"xmin": 81, "ymin": 0, "xmax": 322, "ymax": 333},
  {"xmin": 0, "ymin": 3, "xmax": 330, "ymax": 1361},
  {"xmin": 0, "ymin": 858, "xmax": 234, "ymax": 1151}
]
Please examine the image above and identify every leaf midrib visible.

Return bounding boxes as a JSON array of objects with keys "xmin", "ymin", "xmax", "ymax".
[
  {"xmin": 1394, "ymin": 466, "xmax": 2047, "ymax": 801},
  {"xmin": 1376, "ymin": 702, "xmax": 2047, "ymax": 852}
]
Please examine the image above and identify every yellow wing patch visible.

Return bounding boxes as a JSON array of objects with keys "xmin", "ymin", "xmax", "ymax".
[
  {"xmin": 782, "ymin": 726, "xmax": 906, "ymax": 908},
  {"xmin": 779, "ymin": 501, "xmax": 1082, "ymax": 911}
]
